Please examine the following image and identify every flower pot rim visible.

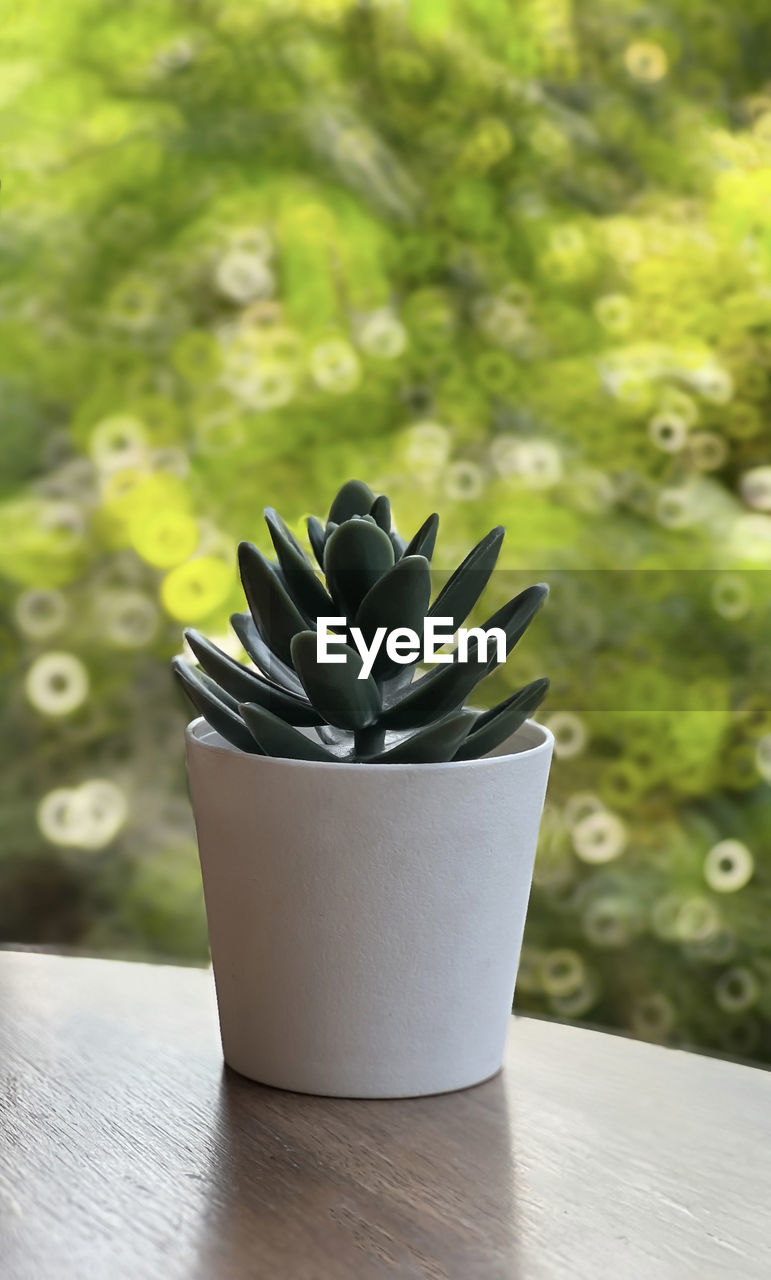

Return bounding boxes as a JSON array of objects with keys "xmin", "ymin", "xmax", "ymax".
[{"xmin": 185, "ymin": 714, "xmax": 554, "ymax": 772}]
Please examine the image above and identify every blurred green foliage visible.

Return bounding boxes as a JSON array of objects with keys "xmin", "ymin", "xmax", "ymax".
[{"xmin": 1, "ymin": 0, "xmax": 770, "ymax": 1060}]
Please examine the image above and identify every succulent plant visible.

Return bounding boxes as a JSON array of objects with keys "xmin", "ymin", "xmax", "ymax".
[{"xmin": 172, "ymin": 480, "xmax": 549, "ymax": 763}]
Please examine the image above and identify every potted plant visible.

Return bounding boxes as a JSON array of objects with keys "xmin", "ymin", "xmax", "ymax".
[{"xmin": 173, "ymin": 479, "xmax": 553, "ymax": 1098}]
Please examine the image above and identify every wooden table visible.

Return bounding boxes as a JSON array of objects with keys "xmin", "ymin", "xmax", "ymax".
[{"xmin": 1, "ymin": 952, "xmax": 769, "ymax": 1280}]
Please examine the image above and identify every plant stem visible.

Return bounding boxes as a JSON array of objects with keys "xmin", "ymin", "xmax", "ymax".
[{"xmin": 354, "ymin": 725, "xmax": 385, "ymax": 758}]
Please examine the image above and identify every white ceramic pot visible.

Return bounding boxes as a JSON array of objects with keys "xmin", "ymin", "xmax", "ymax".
[{"xmin": 185, "ymin": 715, "xmax": 553, "ymax": 1098}]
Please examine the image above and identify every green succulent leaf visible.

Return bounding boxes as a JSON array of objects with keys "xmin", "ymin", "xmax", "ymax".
[
  {"xmin": 263, "ymin": 506, "xmax": 305, "ymax": 555},
  {"xmin": 324, "ymin": 518, "xmax": 395, "ymax": 618},
  {"xmin": 389, "ymin": 528, "xmax": 407, "ymax": 558},
  {"xmin": 317, "ymin": 724, "xmax": 352, "ymax": 748},
  {"xmin": 172, "ymin": 657, "xmax": 262, "ymax": 754},
  {"xmin": 290, "ymin": 629, "xmax": 381, "ymax": 730},
  {"xmin": 364, "ymin": 710, "xmax": 478, "ymax": 763},
  {"xmin": 174, "ymin": 655, "xmax": 238, "ymax": 713},
  {"xmin": 403, "ymin": 512, "xmax": 439, "ymax": 562},
  {"xmin": 479, "ymin": 582, "xmax": 549, "ymax": 673},
  {"xmin": 238, "ymin": 540, "xmax": 307, "ymax": 665},
  {"xmin": 328, "ymin": 478, "xmax": 376, "ymax": 524},
  {"xmin": 379, "ymin": 634, "xmax": 489, "ymax": 729},
  {"xmin": 454, "ymin": 678, "xmax": 550, "ymax": 761},
  {"xmin": 185, "ymin": 630, "xmax": 324, "ymax": 726},
  {"xmin": 307, "ymin": 515, "xmax": 326, "ymax": 569},
  {"xmin": 428, "ymin": 525, "xmax": 504, "ymax": 630},
  {"xmin": 323, "ymin": 521, "xmax": 338, "ymax": 555},
  {"xmin": 354, "ymin": 554, "xmax": 431, "ymax": 678},
  {"xmin": 383, "ymin": 581, "xmax": 548, "ymax": 730},
  {"xmin": 239, "ymin": 703, "xmax": 340, "ymax": 762},
  {"xmin": 230, "ymin": 612, "xmax": 305, "ymax": 694},
  {"xmin": 370, "ymin": 493, "xmax": 391, "ymax": 533},
  {"xmin": 265, "ymin": 508, "xmax": 334, "ymax": 622}
]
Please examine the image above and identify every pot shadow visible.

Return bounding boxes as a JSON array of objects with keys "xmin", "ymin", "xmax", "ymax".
[{"xmin": 192, "ymin": 1062, "xmax": 526, "ymax": 1279}]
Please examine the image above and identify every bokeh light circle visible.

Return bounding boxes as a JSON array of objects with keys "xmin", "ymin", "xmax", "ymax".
[
  {"xmin": 403, "ymin": 422, "xmax": 452, "ymax": 472},
  {"xmin": 25, "ymin": 652, "xmax": 89, "ymax": 717},
  {"xmin": 357, "ymin": 310, "xmax": 407, "ymax": 358},
  {"xmin": 687, "ymin": 431, "xmax": 728, "ymax": 471},
  {"xmin": 160, "ymin": 556, "xmax": 233, "ymax": 621},
  {"xmin": 583, "ymin": 895, "xmax": 638, "ymax": 948},
  {"xmin": 740, "ymin": 466, "xmax": 771, "ymax": 511},
  {"xmin": 543, "ymin": 711, "xmax": 587, "ymax": 759},
  {"xmin": 37, "ymin": 779, "xmax": 127, "ymax": 849},
  {"xmin": 130, "ymin": 509, "xmax": 200, "ymax": 568},
  {"xmin": 215, "ymin": 251, "xmax": 275, "ymax": 304},
  {"xmin": 310, "ymin": 339, "xmax": 361, "ymax": 393},
  {"xmin": 648, "ymin": 411, "xmax": 688, "ymax": 453},
  {"xmin": 630, "ymin": 993, "xmax": 675, "ymax": 1040},
  {"xmin": 624, "ymin": 41, "xmax": 669, "ymax": 84},
  {"xmin": 102, "ymin": 590, "xmax": 160, "ymax": 648},
  {"xmin": 444, "ymin": 461, "xmax": 485, "ymax": 501},
  {"xmin": 540, "ymin": 949, "xmax": 586, "ymax": 997},
  {"xmin": 572, "ymin": 810, "xmax": 627, "ymax": 863},
  {"xmin": 14, "ymin": 588, "xmax": 69, "ymax": 639},
  {"xmin": 563, "ymin": 792, "xmax": 604, "ymax": 827},
  {"xmin": 37, "ymin": 788, "xmax": 81, "ymax": 846},
  {"xmin": 90, "ymin": 415, "xmax": 148, "ymax": 472},
  {"xmin": 516, "ymin": 440, "xmax": 563, "ymax": 489},
  {"xmin": 715, "ymin": 967, "xmax": 759, "ymax": 1014},
  {"xmin": 676, "ymin": 896, "xmax": 721, "ymax": 943},
  {"xmin": 704, "ymin": 840, "xmax": 754, "ymax": 893},
  {"xmin": 76, "ymin": 779, "xmax": 129, "ymax": 849},
  {"xmin": 711, "ymin": 574, "xmax": 751, "ymax": 620}
]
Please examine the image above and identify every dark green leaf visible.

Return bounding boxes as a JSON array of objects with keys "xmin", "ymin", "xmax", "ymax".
[
  {"xmin": 354, "ymin": 555, "xmax": 431, "ymax": 679},
  {"xmin": 364, "ymin": 710, "xmax": 478, "ymax": 763},
  {"xmin": 379, "ymin": 634, "xmax": 488, "ymax": 729},
  {"xmin": 324, "ymin": 519, "xmax": 395, "ymax": 618},
  {"xmin": 263, "ymin": 506, "xmax": 305, "ymax": 555},
  {"xmin": 403, "ymin": 512, "xmax": 439, "ymax": 562},
  {"xmin": 290, "ymin": 629, "xmax": 381, "ymax": 730},
  {"xmin": 428, "ymin": 526, "xmax": 504, "ymax": 629},
  {"xmin": 265, "ymin": 508, "xmax": 334, "ymax": 622},
  {"xmin": 185, "ymin": 630, "xmax": 323, "ymax": 725},
  {"xmin": 370, "ymin": 494, "xmax": 391, "ymax": 533},
  {"xmin": 172, "ymin": 657, "xmax": 261, "ymax": 754},
  {"xmin": 238, "ymin": 540, "xmax": 307, "ymax": 665},
  {"xmin": 454, "ymin": 678, "xmax": 550, "ymax": 761},
  {"xmin": 317, "ymin": 724, "xmax": 352, "ymax": 748},
  {"xmin": 328, "ymin": 479, "xmax": 375, "ymax": 524},
  {"xmin": 480, "ymin": 582, "xmax": 549, "ymax": 673},
  {"xmin": 230, "ymin": 612, "xmax": 305, "ymax": 694},
  {"xmin": 390, "ymin": 529, "xmax": 407, "ymax": 558},
  {"xmin": 382, "ymin": 581, "xmax": 548, "ymax": 729},
  {"xmin": 239, "ymin": 703, "xmax": 339, "ymax": 762},
  {"xmin": 380, "ymin": 664, "xmax": 417, "ymax": 697},
  {"xmin": 307, "ymin": 515, "xmax": 326, "ymax": 569}
]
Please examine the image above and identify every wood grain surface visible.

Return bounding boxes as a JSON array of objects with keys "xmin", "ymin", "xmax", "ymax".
[{"xmin": 0, "ymin": 951, "xmax": 769, "ymax": 1280}]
